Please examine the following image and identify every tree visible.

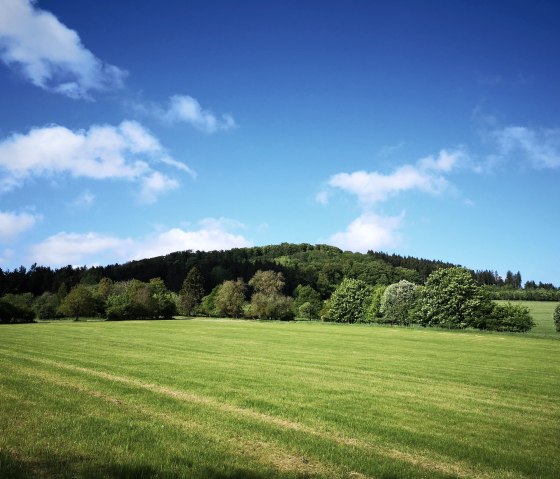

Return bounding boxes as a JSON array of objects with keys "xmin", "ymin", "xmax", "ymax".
[
  {"xmin": 33, "ymin": 292, "xmax": 61, "ymax": 319},
  {"xmin": 379, "ymin": 280, "xmax": 419, "ymax": 325},
  {"xmin": 416, "ymin": 267, "xmax": 492, "ymax": 329},
  {"xmin": 293, "ymin": 284, "xmax": 322, "ymax": 319},
  {"xmin": 0, "ymin": 297, "xmax": 35, "ymax": 324},
  {"xmin": 248, "ymin": 270, "xmax": 294, "ymax": 320},
  {"xmin": 324, "ymin": 278, "xmax": 372, "ymax": 323},
  {"xmin": 58, "ymin": 284, "xmax": 97, "ymax": 320},
  {"xmin": 554, "ymin": 304, "xmax": 560, "ymax": 332},
  {"xmin": 106, "ymin": 279, "xmax": 153, "ymax": 320},
  {"xmin": 149, "ymin": 278, "xmax": 176, "ymax": 318},
  {"xmin": 249, "ymin": 270, "xmax": 285, "ymax": 296},
  {"xmin": 198, "ymin": 285, "xmax": 220, "ymax": 317},
  {"xmin": 215, "ymin": 279, "xmax": 246, "ymax": 318},
  {"xmin": 180, "ymin": 267, "xmax": 205, "ymax": 316},
  {"xmin": 365, "ymin": 285, "xmax": 386, "ymax": 322}
]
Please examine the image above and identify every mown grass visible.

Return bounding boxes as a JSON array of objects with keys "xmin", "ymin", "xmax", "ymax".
[{"xmin": 1, "ymin": 317, "xmax": 559, "ymax": 478}]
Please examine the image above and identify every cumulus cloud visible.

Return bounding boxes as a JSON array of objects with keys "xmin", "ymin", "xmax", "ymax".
[
  {"xmin": 323, "ymin": 149, "xmax": 467, "ymax": 206},
  {"xmin": 0, "ymin": 210, "xmax": 40, "ymax": 242},
  {"xmin": 492, "ymin": 126, "xmax": 560, "ymax": 169},
  {"xmin": 137, "ymin": 95, "xmax": 237, "ymax": 133},
  {"xmin": 0, "ymin": 120, "xmax": 192, "ymax": 201},
  {"xmin": 329, "ymin": 212, "xmax": 403, "ymax": 253},
  {"xmin": 0, "ymin": 0, "xmax": 126, "ymax": 99},
  {"xmin": 319, "ymin": 149, "xmax": 471, "ymax": 254},
  {"xmin": 28, "ymin": 218, "xmax": 253, "ymax": 267}
]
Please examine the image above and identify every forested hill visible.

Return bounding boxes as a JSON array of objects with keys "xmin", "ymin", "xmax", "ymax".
[{"xmin": 0, "ymin": 243, "xmax": 556, "ymax": 299}]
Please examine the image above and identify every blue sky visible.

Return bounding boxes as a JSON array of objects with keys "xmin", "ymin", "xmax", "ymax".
[{"xmin": 0, "ymin": 0, "xmax": 559, "ymax": 285}]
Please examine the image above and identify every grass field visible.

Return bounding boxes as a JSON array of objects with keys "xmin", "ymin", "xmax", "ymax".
[{"xmin": 1, "ymin": 303, "xmax": 559, "ymax": 478}]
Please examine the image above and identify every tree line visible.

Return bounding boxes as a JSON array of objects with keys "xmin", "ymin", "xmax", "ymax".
[
  {"xmin": 1, "ymin": 244, "xmax": 557, "ymax": 302},
  {"xmin": 0, "ymin": 264, "xmax": 543, "ymax": 334}
]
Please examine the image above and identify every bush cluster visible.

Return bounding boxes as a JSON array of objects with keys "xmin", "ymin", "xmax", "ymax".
[{"xmin": 554, "ymin": 304, "xmax": 560, "ymax": 332}]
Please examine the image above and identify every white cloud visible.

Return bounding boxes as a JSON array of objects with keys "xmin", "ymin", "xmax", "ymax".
[
  {"xmin": 329, "ymin": 212, "xmax": 403, "ymax": 253},
  {"xmin": 0, "ymin": 210, "xmax": 40, "ymax": 242},
  {"xmin": 29, "ymin": 232, "xmax": 134, "ymax": 267},
  {"xmin": 326, "ymin": 149, "xmax": 467, "ymax": 206},
  {"xmin": 72, "ymin": 190, "xmax": 95, "ymax": 208},
  {"xmin": 137, "ymin": 95, "xmax": 237, "ymax": 133},
  {"xmin": 139, "ymin": 171, "xmax": 179, "ymax": 204},
  {"xmin": 0, "ymin": 0, "xmax": 126, "ymax": 99},
  {"xmin": 0, "ymin": 120, "xmax": 192, "ymax": 201},
  {"xmin": 492, "ymin": 126, "xmax": 560, "ymax": 169},
  {"xmin": 28, "ymin": 218, "xmax": 253, "ymax": 267}
]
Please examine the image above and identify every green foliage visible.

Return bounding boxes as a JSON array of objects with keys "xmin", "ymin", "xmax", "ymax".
[
  {"xmin": 293, "ymin": 284, "xmax": 322, "ymax": 319},
  {"xmin": 33, "ymin": 292, "xmax": 61, "ymax": 319},
  {"xmin": 487, "ymin": 303, "xmax": 535, "ymax": 332},
  {"xmin": 554, "ymin": 303, "xmax": 560, "ymax": 332},
  {"xmin": 365, "ymin": 285, "xmax": 386, "ymax": 322},
  {"xmin": 106, "ymin": 279, "xmax": 175, "ymax": 320},
  {"xmin": 380, "ymin": 280, "xmax": 419, "ymax": 326},
  {"xmin": 417, "ymin": 267, "xmax": 493, "ymax": 329},
  {"xmin": 324, "ymin": 277, "xmax": 372, "ymax": 323},
  {"xmin": 148, "ymin": 278, "xmax": 177, "ymax": 319},
  {"xmin": 249, "ymin": 270, "xmax": 285, "ymax": 295},
  {"xmin": 0, "ymin": 296, "xmax": 35, "ymax": 323},
  {"xmin": 197, "ymin": 285, "xmax": 220, "ymax": 317},
  {"xmin": 248, "ymin": 270, "xmax": 294, "ymax": 320},
  {"xmin": 179, "ymin": 267, "xmax": 205, "ymax": 316},
  {"xmin": 215, "ymin": 279, "xmax": 246, "ymax": 318},
  {"xmin": 58, "ymin": 284, "xmax": 97, "ymax": 320},
  {"xmin": 248, "ymin": 292, "xmax": 295, "ymax": 320}
]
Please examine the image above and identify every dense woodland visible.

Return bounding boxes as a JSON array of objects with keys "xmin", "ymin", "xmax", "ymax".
[
  {"xmin": 1, "ymin": 243, "xmax": 558, "ymax": 331},
  {"xmin": 1, "ymin": 243, "xmax": 558, "ymax": 300}
]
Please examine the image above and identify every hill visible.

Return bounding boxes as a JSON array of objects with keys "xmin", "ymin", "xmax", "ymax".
[{"xmin": 0, "ymin": 243, "xmax": 557, "ymax": 299}]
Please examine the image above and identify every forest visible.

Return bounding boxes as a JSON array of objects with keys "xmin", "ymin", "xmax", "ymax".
[
  {"xmin": 1, "ymin": 243, "xmax": 558, "ymax": 299},
  {"xmin": 1, "ymin": 243, "xmax": 558, "ymax": 331}
]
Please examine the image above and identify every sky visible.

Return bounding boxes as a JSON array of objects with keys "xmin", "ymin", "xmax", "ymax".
[{"xmin": 0, "ymin": 0, "xmax": 559, "ymax": 286}]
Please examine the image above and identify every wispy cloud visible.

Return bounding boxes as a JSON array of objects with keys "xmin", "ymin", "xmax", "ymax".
[
  {"xmin": 0, "ymin": 120, "xmax": 192, "ymax": 202},
  {"xmin": 28, "ymin": 218, "xmax": 253, "ymax": 267},
  {"xmin": 136, "ymin": 95, "xmax": 237, "ymax": 133},
  {"xmin": 492, "ymin": 126, "xmax": 560, "ymax": 169},
  {"xmin": 0, "ymin": 0, "xmax": 126, "ymax": 99},
  {"xmin": 72, "ymin": 190, "xmax": 95, "ymax": 208},
  {"xmin": 0, "ymin": 210, "xmax": 40, "ymax": 242}
]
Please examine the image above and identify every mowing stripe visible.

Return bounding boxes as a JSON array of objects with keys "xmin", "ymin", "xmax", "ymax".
[
  {"xmin": 3, "ymin": 361, "xmax": 356, "ymax": 479},
  {"xmin": 0, "ymin": 348, "xmax": 526, "ymax": 479}
]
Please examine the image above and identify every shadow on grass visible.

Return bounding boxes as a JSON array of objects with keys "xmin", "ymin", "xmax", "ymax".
[{"xmin": 0, "ymin": 450, "xmax": 275, "ymax": 479}]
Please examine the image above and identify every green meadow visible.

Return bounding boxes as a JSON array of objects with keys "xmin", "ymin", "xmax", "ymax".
[{"xmin": 1, "ymin": 302, "xmax": 559, "ymax": 478}]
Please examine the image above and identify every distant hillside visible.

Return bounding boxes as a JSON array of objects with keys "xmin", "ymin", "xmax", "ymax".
[{"xmin": 0, "ymin": 243, "xmax": 557, "ymax": 299}]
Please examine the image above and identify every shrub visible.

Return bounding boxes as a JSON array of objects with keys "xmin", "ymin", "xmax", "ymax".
[
  {"xmin": 379, "ymin": 280, "xmax": 419, "ymax": 325},
  {"xmin": 488, "ymin": 303, "xmax": 535, "ymax": 332},
  {"xmin": 33, "ymin": 292, "xmax": 62, "ymax": 319},
  {"xmin": 554, "ymin": 303, "xmax": 560, "ymax": 332},
  {"xmin": 325, "ymin": 278, "xmax": 372, "ymax": 323},
  {"xmin": 0, "ymin": 299, "xmax": 35, "ymax": 324}
]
